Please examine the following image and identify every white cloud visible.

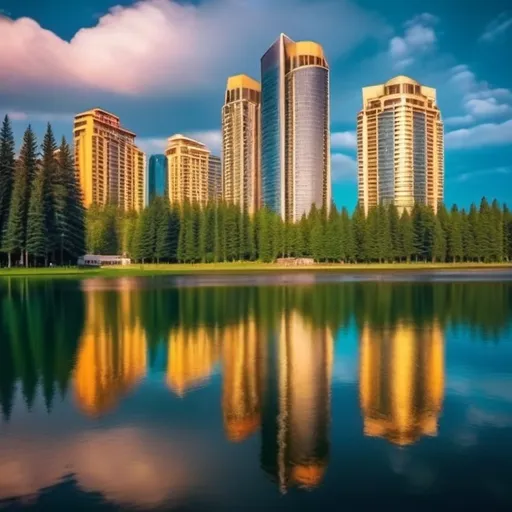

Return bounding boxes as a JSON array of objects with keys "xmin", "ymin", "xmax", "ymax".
[
  {"xmin": 447, "ymin": 64, "xmax": 512, "ymax": 122},
  {"xmin": 137, "ymin": 129, "xmax": 221, "ymax": 156},
  {"xmin": 445, "ymin": 119, "xmax": 512, "ymax": 149},
  {"xmin": 444, "ymin": 114, "xmax": 474, "ymax": 127},
  {"xmin": 331, "ymin": 153, "xmax": 357, "ymax": 182},
  {"xmin": 331, "ymin": 131, "xmax": 357, "ymax": 149},
  {"xmin": 453, "ymin": 166, "xmax": 511, "ymax": 183},
  {"xmin": 479, "ymin": 12, "xmax": 512, "ymax": 42},
  {"xmin": 0, "ymin": 0, "xmax": 385, "ymax": 100},
  {"xmin": 6, "ymin": 110, "xmax": 73, "ymax": 122},
  {"xmin": 388, "ymin": 13, "xmax": 437, "ymax": 69}
]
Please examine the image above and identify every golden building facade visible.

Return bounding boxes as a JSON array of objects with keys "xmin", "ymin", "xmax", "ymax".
[
  {"xmin": 359, "ymin": 321, "xmax": 445, "ymax": 446},
  {"xmin": 165, "ymin": 134, "xmax": 210, "ymax": 207},
  {"xmin": 222, "ymin": 74, "xmax": 261, "ymax": 215},
  {"xmin": 357, "ymin": 76, "xmax": 444, "ymax": 215},
  {"xmin": 73, "ymin": 108, "xmax": 146, "ymax": 211},
  {"xmin": 261, "ymin": 34, "xmax": 331, "ymax": 222}
]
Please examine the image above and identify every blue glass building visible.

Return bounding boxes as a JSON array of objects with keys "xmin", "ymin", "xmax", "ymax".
[
  {"xmin": 260, "ymin": 34, "xmax": 331, "ymax": 222},
  {"xmin": 147, "ymin": 154, "xmax": 168, "ymax": 203}
]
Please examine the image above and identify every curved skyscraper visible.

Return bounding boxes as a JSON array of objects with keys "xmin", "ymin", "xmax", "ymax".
[
  {"xmin": 261, "ymin": 34, "xmax": 331, "ymax": 222},
  {"xmin": 357, "ymin": 75, "xmax": 444, "ymax": 215}
]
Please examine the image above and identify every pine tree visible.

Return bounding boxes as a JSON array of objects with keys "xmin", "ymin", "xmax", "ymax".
[
  {"xmin": 490, "ymin": 199, "xmax": 503, "ymax": 262},
  {"xmin": 26, "ymin": 167, "xmax": 50, "ymax": 263},
  {"xmin": 169, "ymin": 204, "xmax": 180, "ymax": 262},
  {"xmin": 0, "ymin": 115, "xmax": 15, "ymax": 254},
  {"xmin": 432, "ymin": 216, "xmax": 446, "ymax": 263},
  {"xmin": 309, "ymin": 205, "xmax": 324, "ymax": 262},
  {"xmin": 352, "ymin": 204, "xmax": 367, "ymax": 262},
  {"xmin": 448, "ymin": 205, "xmax": 463, "ymax": 262},
  {"xmin": 340, "ymin": 207, "xmax": 355, "ymax": 263},
  {"xmin": 503, "ymin": 204, "xmax": 512, "ymax": 261},
  {"xmin": 399, "ymin": 209, "xmax": 414, "ymax": 262},
  {"xmin": 376, "ymin": 204, "xmax": 391, "ymax": 262},
  {"xmin": 154, "ymin": 198, "xmax": 171, "ymax": 263},
  {"xmin": 257, "ymin": 207, "xmax": 272, "ymax": 262},
  {"xmin": 3, "ymin": 126, "xmax": 37, "ymax": 267},
  {"xmin": 56, "ymin": 138, "xmax": 86, "ymax": 262},
  {"xmin": 388, "ymin": 204, "xmax": 400, "ymax": 262}
]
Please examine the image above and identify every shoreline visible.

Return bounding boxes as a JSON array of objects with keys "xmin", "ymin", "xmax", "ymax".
[{"xmin": 0, "ymin": 262, "xmax": 511, "ymax": 279}]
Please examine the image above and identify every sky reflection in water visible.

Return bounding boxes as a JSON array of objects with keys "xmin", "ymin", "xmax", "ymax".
[{"xmin": 0, "ymin": 274, "xmax": 511, "ymax": 511}]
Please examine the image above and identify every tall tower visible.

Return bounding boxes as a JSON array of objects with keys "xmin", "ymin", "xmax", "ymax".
[
  {"xmin": 260, "ymin": 34, "xmax": 331, "ymax": 222},
  {"xmin": 222, "ymin": 74, "xmax": 261, "ymax": 215},
  {"xmin": 165, "ymin": 134, "xmax": 210, "ymax": 207},
  {"xmin": 147, "ymin": 154, "xmax": 168, "ymax": 203},
  {"xmin": 357, "ymin": 76, "xmax": 444, "ymax": 216},
  {"xmin": 73, "ymin": 108, "xmax": 145, "ymax": 211},
  {"xmin": 208, "ymin": 154, "xmax": 222, "ymax": 203}
]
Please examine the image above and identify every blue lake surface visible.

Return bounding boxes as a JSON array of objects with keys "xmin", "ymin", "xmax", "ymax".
[{"xmin": 0, "ymin": 272, "xmax": 511, "ymax": 511}]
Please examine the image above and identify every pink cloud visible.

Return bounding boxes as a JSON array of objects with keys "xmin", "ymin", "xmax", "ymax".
[{"xmin": 0, "ymin": 0, "xmax": 386, "ymax": 98}]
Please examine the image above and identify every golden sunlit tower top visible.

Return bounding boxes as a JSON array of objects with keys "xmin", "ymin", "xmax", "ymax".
[
  {"xmin": 222, "ymin": 74, "xmax": 261, "ymax": 215},
  {"xmin": 73, "ymin": 108, "xmax": 146, "ymax": 211},
  {"xmin": 357, "ymin": 75, "xmax": 444, "ymax": 216},
  {"xmin": 260, "ymin": 34, "xmax": 331, "ymax": 222},
  {"xmin": 165, "ymin": 134, "xmax": 210, "ymax": 207}
]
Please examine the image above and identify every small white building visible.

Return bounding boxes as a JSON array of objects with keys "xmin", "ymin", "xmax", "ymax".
[{"xmin": 78, "ymin": 254, "xmax": 131, "ymax": 267}]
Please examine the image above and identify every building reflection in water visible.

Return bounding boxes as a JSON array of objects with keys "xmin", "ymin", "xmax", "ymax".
[
  {"xmin": 73, "ymin": 280, "xmax": 147, "ymax": 417},
  {"xmin": 359, "ymin": 321, "xmax": 445, "ymax": 446},
  {"xmin": 258, "ymin": 311, "xmax": 333, "ymax": 492},
  {"xmin": 167, "ymin": 326, "xmax": 220, "ymax": 397}
]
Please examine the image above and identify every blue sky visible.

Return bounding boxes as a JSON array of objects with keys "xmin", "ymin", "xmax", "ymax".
[{"xmin": 0, "ymin": 0, "xmax": 511, "ymax": 211}]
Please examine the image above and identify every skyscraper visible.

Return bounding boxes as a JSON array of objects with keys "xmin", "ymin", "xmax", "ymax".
[
  {"xmin": 165, "ymin": 134, "xmax": 209, "ymax": 206},
  {"xmin": 357, "ymin": 75, "xmax": 444, "ymax": 215},
  {"xmin": 73, "ymin": 108, "xmax": 145, "ymax": 211},
  {"xmin": 147, "ymin": 154, "xmax": 168, "ymax": 203},
  {"xmin": 261, "ymin": 34, "xmax": 331, "ymax": 222},
  {"xmin": 222, "ymin": 74, "xmax": 261, "ymax": 215},
  {"xmin": 208, "ymin": 154, "xmax": 222, "ymax": 203}
]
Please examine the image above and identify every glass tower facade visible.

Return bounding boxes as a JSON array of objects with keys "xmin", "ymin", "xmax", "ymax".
[
  {"xmin": 261, "ymin": 34, "xmax": 331, "ymax": 222},
  {"xmin": 147, "ymin": 154, "xmax": 168, "ymax": 203}
]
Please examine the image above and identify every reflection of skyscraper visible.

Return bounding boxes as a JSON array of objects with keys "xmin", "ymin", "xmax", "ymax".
[
  {"xmin": 166, "ymin": 326, "xmax": 220, "ymax": 397},
  {"xmin": 222, "ymin": 319, "xmax": 262, "ymax": 442},
  {"xmin": 359, "ymin": 321, "xmax": 444, "ymax": 446},
  {"xmin": 260, "ymin": 310, "xmax": 333, "ymax": 492},
  {"xmin": 261, "ymin": 34, "xmax": 331, "ymax": 222},
  {"xmin": 74, "ymin": 288, "xmax": 147, "ymax": 417}
]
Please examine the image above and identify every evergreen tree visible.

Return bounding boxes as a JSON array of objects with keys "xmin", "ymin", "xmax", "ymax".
[
  {"xmin": 465, "ymin": 203, "xmax": 480, "ymax": 261},
  {"xmin": 503, "ymin": 204, "xmax": 512, "ymax": 261},
  {"xmin": 432, "ymin": 216, "xmax": 446, "ymax": 263},
  {"xmin": 257, "ymin": 208, "xmax": 272, "ymax": 262},
  {"xmin": 388, "ymin": 204, "xmax": 400, "ymax": 262},
  {"xmin": 56, "ymin": 138, "xmax": 86, "ymax": 262},
  {"xmin": 399, "ymin": 209, "xmax": 414, "ymax": 262},
  {"xmin": 341, "ymin": 207, "xmax": 355, "ymax": 262},
  {"xmin": 490, "ymin": 199, "xmax": 503, "ymax": 261},
  {"xmin": 3, "ymin": 126, "xmax": 37, "ymax": 267},
  {"xmin": 478, "ymin": 197, "xmax": 493, "ymax": 262},
  {"xmin": 169, "ymin": 204, "xmax": 180, "ymax": 262},
  {"xmin": 309, "ymin": 205, "xmax": 325, "ymax": 262},
  {"xmin": 26, "ymin": 167, "xmax": 50, "ymax": 263},
  {"xmin": 154, "ymin": 198, "xmax": 171, "ymax": 263},
  {"xmin": 0, "ymin": 115, "xmax": 15, "ymax": 253},
  {"xmin": 448, "ymin": 205, "xmax": 463, "ymax": 262},
  {"xmin": 376, "ymin": 204, "xmax": 391, "ymax": 262},
  {"xmin": 352, "ymin": 204, "xmax": 367, "ymax": 262}
]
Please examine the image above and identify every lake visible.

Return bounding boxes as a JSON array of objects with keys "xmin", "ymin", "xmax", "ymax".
[{"xmin": 0, "ymin": 272, "xmax": 512, "ymax": 511}]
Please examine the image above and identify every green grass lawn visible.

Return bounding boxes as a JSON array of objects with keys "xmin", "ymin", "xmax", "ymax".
[{"xmin": 0, "ymin": 261, "xmax": 510, "ymax": 278}]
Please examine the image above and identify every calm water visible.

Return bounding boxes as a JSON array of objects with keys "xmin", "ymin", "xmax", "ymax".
[{"xmin": 0, "ymin": 272, "xmax": 512, "ymax": 511}]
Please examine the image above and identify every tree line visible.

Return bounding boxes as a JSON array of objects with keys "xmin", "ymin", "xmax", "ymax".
[
  {"xmin": 0, "ymin": 116, "xmax": 86, "ymax": 267},
  {"xmin": 88, "ymin": 196, "xmax": 512, "ymax": 264},
  {"xmin": 2, "ymin": 115, "xmax": 511, "ymax": 266}
]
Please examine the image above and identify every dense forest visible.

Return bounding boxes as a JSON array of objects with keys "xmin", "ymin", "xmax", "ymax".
[{"xmin": 1, "ymin": 116, "xmax": 511, "ymax": 266}]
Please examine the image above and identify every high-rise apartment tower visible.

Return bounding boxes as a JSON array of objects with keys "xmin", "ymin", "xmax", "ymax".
[
  {"xmin": 208, "ymin": 155, "xmax": 222, "ymax": 203},
  {"xmin": 73, "ymin": 108, "xmax": 146, "ymax": 211},
  {"xmin": 165, "ymin": 134, "xmax": 210, "ymax": 207},
  {"xmin": 357, "ymin": 75, "xmax": 444, "ymax": 215},
  {"xmin": 260, "ymin": 34, "xmax": 331, "ymax": 222},
  {"xmin": 222, "ymin": 74, "xmax": 261, "ymax": 215},
  {"xmin": 147, "ymin": 154, "xmax": 168, "ymax": 203}
]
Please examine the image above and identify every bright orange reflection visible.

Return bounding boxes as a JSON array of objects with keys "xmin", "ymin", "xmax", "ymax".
[
  {"xmin": 73, "ymin": 284, "xmax": 147, "ymax": 417},
  {"xmin": 359, "ymin": 321, "xmax": 445, "ymax": 445}
]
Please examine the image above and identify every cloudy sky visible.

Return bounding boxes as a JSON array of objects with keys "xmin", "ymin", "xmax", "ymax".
[{"xmin": 1, "ymin": 0, "xmax": 511, "ymax": 210}]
